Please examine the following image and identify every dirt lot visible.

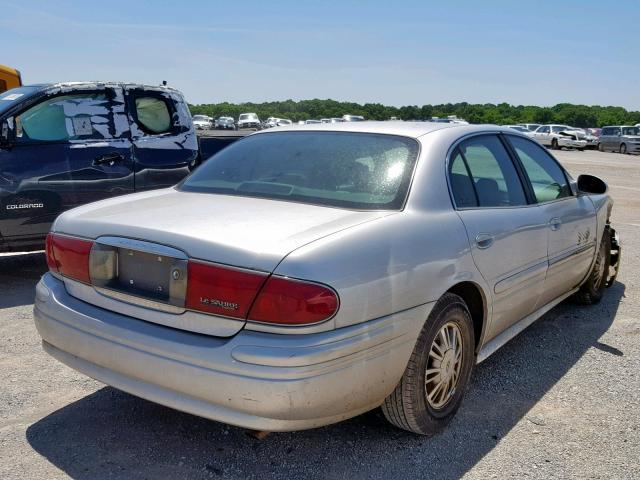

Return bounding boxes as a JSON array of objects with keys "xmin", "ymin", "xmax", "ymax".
[{"xmin": 0, "ymin": 149, "xmax": 638, "ymax": 479}]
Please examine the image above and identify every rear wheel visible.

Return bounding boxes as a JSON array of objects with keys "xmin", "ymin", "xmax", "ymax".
[
  {"xmin": 381, "ymin": 293, "xmax": 475, "ymax": 435},
  {"xmin": 575, "ymin": 234, "xmax": 611, "ymax": 305},
  {"xmin": 551, "ymin": 138, "xmax": 559, "ymax": 150},
  {"xmin": 598, "ymin": 143, "xmax": 604, "ymax": 152},
  {"xmin": 620, "ymin": 143, "xmax": 627, "ymax": 154}
]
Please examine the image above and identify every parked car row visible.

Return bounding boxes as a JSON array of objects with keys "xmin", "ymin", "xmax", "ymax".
[{"xmin": 507, "ymin": 123, "xmax": 640, "ymax": 154}]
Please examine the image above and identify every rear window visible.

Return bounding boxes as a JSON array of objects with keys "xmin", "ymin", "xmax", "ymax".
[
  {"xmin": 134, "ymin": 96, "xmax": 172, "ymax": 134},
  {"xmin": 180, "ymin": 131, "xmax": 420, "ymax": 210}
]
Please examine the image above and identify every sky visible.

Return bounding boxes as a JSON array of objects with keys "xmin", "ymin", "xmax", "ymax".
[{"xmin": 1, "ymin": 0, "xmax": 639, "ymax": 109}]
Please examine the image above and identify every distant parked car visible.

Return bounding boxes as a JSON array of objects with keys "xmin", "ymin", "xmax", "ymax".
[
  {"xmin": 320, "ymin": 118, "xmax": 331, "ymax": 123},
  {"xmin": 192, "ymin": 115, "xmax": 213, "ymax": 130},
  {"xmin": 567, "ymin": 127, "xmax": 598, "ymax": 149},
  {"xmin": 329, "ymin": 118, "xmax": 345, "ymax": 123},
  {"xmin": 517, "ymin": 123, "xmax": 541, "ymax": 132},
  {"xmin": 598, "ymin": 126, "xmax": 640, "ymax": 154},
  {"xmin": 342, "ymin": 114, "xmax": 365, "ymax": 122},
  {"xmin": 276, "ymin": 119, "xmax": 293, "ymax": 127},
  {"xmin": 238, "ymin": 113, "xmax": 261, "ymax": 129},
  {"xmin": 215, "ymin": 116, "xmax": 236, "ymax": 130},
  {"xmin": 305, "ymin": 119, "xmax": 321, "ymax": 124},
  {"xmin": 505, "ymin": 125, "xmax": 534, "ymax": 136},
  {"xmin": 533, "ymin": 125, "xmax": 587, "ymax": 151}
]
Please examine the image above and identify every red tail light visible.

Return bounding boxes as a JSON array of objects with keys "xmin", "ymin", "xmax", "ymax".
[
  {"xmin": 186, "ymin": 261, "xmax": 267, "ymax": 319},
  {"xmin": 248, "ymin": 276, "xmax": 339, "ymax": 325},
  {"xmin": 46, "ymin": 233, "xmax": 93, "ymax": 283}
]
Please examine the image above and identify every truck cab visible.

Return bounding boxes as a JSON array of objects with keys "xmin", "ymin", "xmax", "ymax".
[{"xmin": 0, "ymin": 82, "xmax": 198, "ymax": 252}]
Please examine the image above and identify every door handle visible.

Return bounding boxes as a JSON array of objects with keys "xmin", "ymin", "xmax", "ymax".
[
  {"xmin": 93, "ymin": 153, "xmax": 124, "ymax": 167},
  {"xmin": 549, "ymin": 218, "xmax": 562, "ymax": 231},
  {"xmin": 475, "ymin": 233, "xmax": 494, "ymax": 249}
]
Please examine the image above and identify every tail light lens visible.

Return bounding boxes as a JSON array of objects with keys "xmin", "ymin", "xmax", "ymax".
[
  {"xmin": 248, "ymin": 276, "xmax": 339, "ymax": 325},
  {"xmin": 186, "ymin": 261, "xmax": 267, "ymax": 319},
  {"xmin": 45, "ymin": 233, "xmax": 93, "ymax": 284}
]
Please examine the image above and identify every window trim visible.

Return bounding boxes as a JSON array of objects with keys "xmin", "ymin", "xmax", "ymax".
[
  {"xmin": 445, "ymin": 132, "xmax": 533, "ymax": 211},
  {"xmin": 11, "ymin": 89, "xmax": 115, "ymax": 146},
  {"xmin": 503, "ymin": 133, "xmax": 575, "ymax": 206}
]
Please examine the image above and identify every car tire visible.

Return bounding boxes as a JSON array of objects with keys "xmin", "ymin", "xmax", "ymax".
[
  {"xmin": 381, "ymin": 293, "xmax": 475, "ymax": 436},
  {"xmin": 620, "ymin": 143, "xmax": 627, "ymax": 154},
  {"xmin": 551, "ymin": 138, "xmax": 559, "ymax": 150},
  {"xmin": 575, "ymin": 233, "xmax": 611, "ymax": 305},
  {"xmin": 578, "ymin": 148, "xmax": 585, "ymax": 152},
  {"xmin": 598, "ymin": 143, "xmax": 604, "ymax": 152}
]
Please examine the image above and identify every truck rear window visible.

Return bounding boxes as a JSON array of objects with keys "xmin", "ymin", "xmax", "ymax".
[{"xmin": 180, "ymin": 131, "xmax": 419, "ymax": 210}]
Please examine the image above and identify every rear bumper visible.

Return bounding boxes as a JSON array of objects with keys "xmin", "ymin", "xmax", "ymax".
[{"xmin": 34, "ymin": 273, "xmax": 429, "ymax": 431}]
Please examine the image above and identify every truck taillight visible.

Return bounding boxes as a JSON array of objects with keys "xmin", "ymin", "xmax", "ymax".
[
  {"xmin": 186, "ymin": 261, "xmax": 268, "ymax": 319},
  {"xmin": 46, "ymin": 233, "xmax": 93, "ymax": 284},
  {"xmin": 248, "ymin": 277, "xmax": 339, "ymax": 325}
]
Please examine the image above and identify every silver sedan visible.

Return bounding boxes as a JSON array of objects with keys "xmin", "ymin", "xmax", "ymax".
[{"xmin": 34, "ymin": 122, "xmax": 621, "ymax": 435}]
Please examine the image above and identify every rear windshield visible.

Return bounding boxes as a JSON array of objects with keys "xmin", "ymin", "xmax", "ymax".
[{"xmin": 180, "ymin": 131, "xmax": 420, "ymax": 210}]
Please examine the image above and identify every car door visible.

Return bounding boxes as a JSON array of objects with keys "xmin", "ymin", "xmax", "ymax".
[
  {"xmin": 0, "ymin": 87, "xmax": 133, "ymax": 244},
  {"xmin": 599, "ymin": 128, "xmax": 610, "ymax": 150},
  {"xmin": 534, "ymin": 125, "xmax": 550, "ymax": 146},
  {"xmin": 505, "ymin": 134, "xmax": 597, "ymax": 307},
  {"xmin": 449, "ymin": 134, "xmax": 548, "ymax": 343},
  {"xmin": 125, "ymin": 87, "xmax": 198, "ymax": 191}
]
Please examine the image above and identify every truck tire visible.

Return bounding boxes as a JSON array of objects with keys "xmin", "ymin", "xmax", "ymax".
[
  {"xmin": 381, "ymin": 293, "xmax": 475, "ymax": 435},
  {"xmin": 598, "ymin": 143, "xmax": 604, "ymax": 152},
  {"xmin": 575, "ymin": 234, "xmax": 611, "ymax": 305},
  {"xmin": 620, "ymin": 143, "xmax": 627, "ymax": 154},
  {"xmin": 551, "ymin": 138, "xmax": 559, "ymax": 150}
]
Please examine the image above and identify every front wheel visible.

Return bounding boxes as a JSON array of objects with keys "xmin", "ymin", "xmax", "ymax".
[
  {"xmin": 598, "ymin": 143, "xmax": 604, "ymax": 152},
  {"xmin": 620, "ymin": 143, "xmax": 627, "ymax": 154},
  {"xmin": 551, "ymin": 138, "xmax": 559, "ymax": 150},
  {"xmin": 381, "ymin": 293, "xmax": 475, "ymax": 435},
  {"xmin": 575, "ymin": 234, "xmax": 611, "ymax": 305}
]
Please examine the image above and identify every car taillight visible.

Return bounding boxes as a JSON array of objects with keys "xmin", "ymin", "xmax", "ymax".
[
  {"xmin": 186, "ymin": 261, "xmax": 268, "ymax": 319},
  {"xmin": 248, "ymin": 276, "xmax": 339, "ymax": 325},
  {"xmin": 46, "ymin": 233, "xmax": 93, "ymax": 283}
]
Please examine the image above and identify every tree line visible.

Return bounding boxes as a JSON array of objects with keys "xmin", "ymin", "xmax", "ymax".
[{"xmin": 189, "ymin": 99, "xmax": 640, "ymax": 128}]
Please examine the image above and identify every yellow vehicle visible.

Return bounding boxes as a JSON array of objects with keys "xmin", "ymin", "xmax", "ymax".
[{"xmin": 0, "ymin": 65, "xmax": 22, "ymax": 93}]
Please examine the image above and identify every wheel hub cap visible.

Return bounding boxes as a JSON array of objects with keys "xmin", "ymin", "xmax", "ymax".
[{"xmin": 425, "ymin": 322, "xmax": 463, "ymax": 409}]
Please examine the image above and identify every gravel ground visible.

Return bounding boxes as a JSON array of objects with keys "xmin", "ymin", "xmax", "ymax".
[{"xmin": 0, "ymin": 149, "xmax": 638, "ymax": 479}]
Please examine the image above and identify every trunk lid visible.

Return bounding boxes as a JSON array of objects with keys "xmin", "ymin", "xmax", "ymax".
[{"xmin": 54, "ymin": 188, "xmax": 390, "ymax": 336}]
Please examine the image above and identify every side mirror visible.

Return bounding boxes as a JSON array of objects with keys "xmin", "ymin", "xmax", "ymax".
[{"xmin": 577, "ymin": 174, "xmax": 607, "ymax": 195}]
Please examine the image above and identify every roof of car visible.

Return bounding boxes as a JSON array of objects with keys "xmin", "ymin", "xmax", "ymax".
[
  {"xmin": 257, "ymin": 121, "xmax": 517, "ymax": 139},
  {"xmin": 26, "ymin": 81, "xmax": 182, "ymax": 94}
]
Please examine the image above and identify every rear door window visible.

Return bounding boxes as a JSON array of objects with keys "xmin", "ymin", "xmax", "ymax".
[
  {"xmin": 448, "ymin": 149, "xmax": 478, "ymax": 208},
  {"xmin": 133, "ymin": 96, "xmax": 172, "ymax": 134},
  {"xmin": 456, "ymin": 135, "xmax": 527, "ymax": 207},
  {"xmin": 507, "ymin": 135, "xmax": 571, "ymax": 203}
]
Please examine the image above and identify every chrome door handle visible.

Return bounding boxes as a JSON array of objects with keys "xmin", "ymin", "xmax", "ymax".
[
  {"xmin": 475, "ymin": 233, "xmax": 494, "ymax": 249},
  {"xmin": 549, "ymin": 218, "xmax": 562, "ymax": 231}
]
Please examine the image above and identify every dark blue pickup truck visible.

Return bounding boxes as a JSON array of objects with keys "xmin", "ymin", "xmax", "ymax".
[{"xmin": 0, "ymin": 82, "xmax": 239, "ymax": 252}]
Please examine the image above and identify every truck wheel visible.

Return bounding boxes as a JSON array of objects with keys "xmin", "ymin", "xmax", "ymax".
[
  {"xmin": 575, "ymin": 234, "xmax": 611, "ymax": 305},
  {"xmin": 620, "ymin": 143, "xmax": 627, "ymax": 154},
  {"xmin": 381, "ymin": 293, "xmax": 475, "ymax": 435},
  {"xmin": 598, "ymin": 143, "xmax": 604, "ymax": 152},
  {"xmin": 551, "ymin": 138, "xmax": 559, "ymax": 150}
]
